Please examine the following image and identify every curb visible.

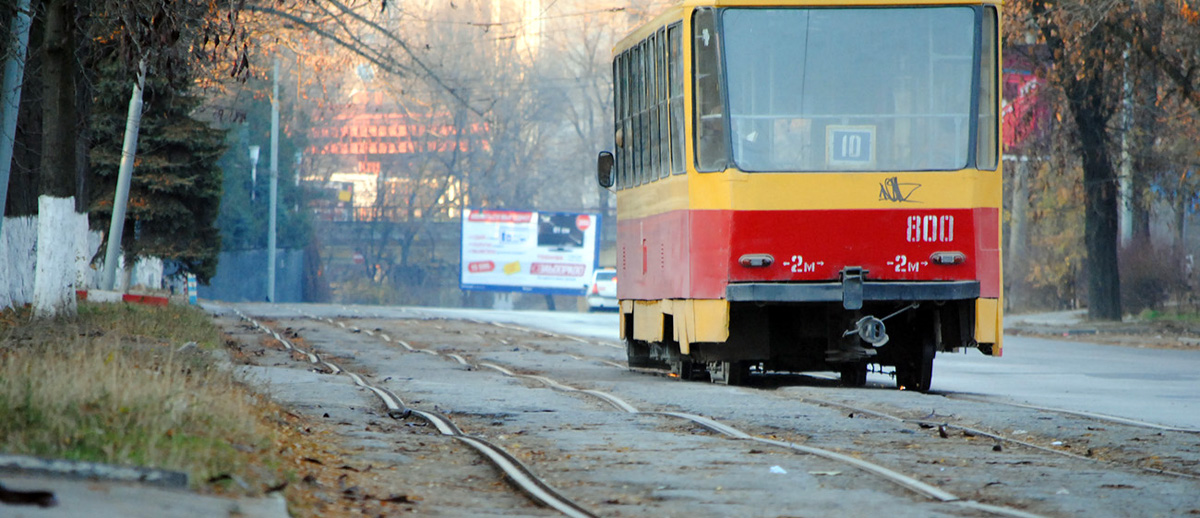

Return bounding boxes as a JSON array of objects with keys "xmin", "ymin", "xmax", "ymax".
[
  {"xmin": 75, "ymin": 290, "xmax": 170, "ymax": 307},
  {"xmin": 0, "ymin": 454, "xmax": 188, "ymax": 488}
]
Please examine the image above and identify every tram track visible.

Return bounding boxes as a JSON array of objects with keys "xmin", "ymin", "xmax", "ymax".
[
  {"xmin": 784, "ymin": 392, "xmax": 1200, "ymax": 481},
  {"xmin": 296, "ymin": 312, "xmax": 1051, "ymax": 518},
  {"xmin": 465, "ymin": 317, "xmax": 1200, "ymax": 481},
  {"xmin": 229, "ymin": 307, "xmax": 599, "ymax": 518},
  {"xmin": 939, "ymin": 394, "xmax": 1200, "ymax": 434},
  {"xmin": 315, "ymin": 307, "xmax": 1200, "ymax": 480},
  {"xmin": 221, "ymin": 306, "xmax": 1200, "ymax": 516}
]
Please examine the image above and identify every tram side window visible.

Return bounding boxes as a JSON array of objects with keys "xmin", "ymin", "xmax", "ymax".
[
  {"xmin": 661, "ymin": 33, "xmax": 671, "ymax": 180},
  {"xmin": 617, "ymin": 26, "xmax": 686, "ymax": 186},
  {"xmin": 625, "ymin": 47, "xmax": 634, "ymax": 188},
  {"xmin": 661, "ymin": 30, "xmax": 672, "ymax": 178},
  {"xmin": 638, "ymin": 41, "xmax": 649, "ymax": 185},
  {"xmin": 633, "ymin": 44, "xmax": 644, "ymax": 186},
  {"xmin": 976, "ymin": 7, "xmax": 999, "ymax": 170},
  {"xmin": 668, "ymin": 23, "xmax": 684, "ymax": 175},
  {"xmin": 613, "ymin": 57, "xmax": 622, "ymax": 189},
  {"xmin": 624, "ymin": 51, "xmax": 635, "ymax": 189},
  {"xmin": 693, "ymin": 8, "xmax": 728, "ymax": 172},
  {"xmin": 648, "ymin": 34, "xmax": 660, "ymax": 182},
  {"xmin": 612, "ymin": 55, "xmax": 621, "ymax": 189},
  {"xmin": 637, "ymin": 40, "xmax": 647, "ymax": 186},
  {"xmin": 644, "ymin": 36, "xmax": 656, "ymax": 183},
  {"xmin": 614, "ymin": 53, "xmax": 626, "ymax": 189}
]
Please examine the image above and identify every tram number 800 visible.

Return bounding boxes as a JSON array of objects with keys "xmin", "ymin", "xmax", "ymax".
[{"xmin": 906, "ymin": 215, "xmax": 954, "ymax": 243}]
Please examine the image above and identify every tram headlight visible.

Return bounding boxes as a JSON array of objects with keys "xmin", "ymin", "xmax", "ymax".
[{"xmin": 930, "ymin": 251, "xmax": 966, "ymax": 265}]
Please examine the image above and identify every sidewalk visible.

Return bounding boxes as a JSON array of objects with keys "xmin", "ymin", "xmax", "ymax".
[
  {"xmin": 1005, "ymin": 309, "xmax": 1200, "ymax": 349},
  {"xmin": 0, "ymin": 455, "xmax": 288, "ymax": 518},
  {"xmin": 1, "ymin": 475, "xmax": 287, "ymax": 518}
]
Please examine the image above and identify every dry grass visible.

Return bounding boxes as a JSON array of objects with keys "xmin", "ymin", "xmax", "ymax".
[{"xmin": 0, "ymin": 302, "xmax": 285, "ymax": 492}]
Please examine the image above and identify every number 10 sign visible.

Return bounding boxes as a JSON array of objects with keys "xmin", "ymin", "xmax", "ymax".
[{"xmin": 827, "ymin": 125, "xmax": 876, "ymax": 168}]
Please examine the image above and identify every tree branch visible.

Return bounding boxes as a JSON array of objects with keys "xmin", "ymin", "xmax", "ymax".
[
  {"xmin": 1106, "ymin": 19, "xmax": 1200, "ymax": 115},
  {"xmin": 320, "ymin": 0, "xmax": 488, "ymax": 119},
  {"xmin": 244, "ymin": 5, "xmax": 413, "ymax": 78}
]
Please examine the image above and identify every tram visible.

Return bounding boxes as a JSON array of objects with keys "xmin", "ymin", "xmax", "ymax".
[{"xmin": 596, "ymin": 0, "xmax": 1002, "ymax": 391}]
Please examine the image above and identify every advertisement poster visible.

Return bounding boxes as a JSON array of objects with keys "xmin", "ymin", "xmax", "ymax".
[{"xmin": 460, "ymin": 209, "xmax": 600, "ymax": 295}]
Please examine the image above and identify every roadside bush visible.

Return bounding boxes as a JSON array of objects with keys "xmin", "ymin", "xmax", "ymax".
[{"xmin": 1119, "ymin": 243, "xmax": 1186, "ymax": 314}]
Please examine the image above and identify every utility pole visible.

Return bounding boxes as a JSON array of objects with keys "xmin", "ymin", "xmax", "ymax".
[
  {"xmin": 1008, "ymin": 155, "xmax": 1030, "ymax": 308},
  {"xmin": 1119, "ymin": 46, "xmax": 1133, "ymax": 247},
  {"xmin": 267, "ymin": 58, "xmax": 280, "ymax": 302},
  {"xmin": 101, "ymin": 61, "xmax": 147, "ymax": 290},
  {"xmin": 0, "ymin": 0, "xmax": 33, "ymax": 238}
]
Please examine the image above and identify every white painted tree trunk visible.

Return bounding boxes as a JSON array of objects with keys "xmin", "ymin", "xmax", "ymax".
[
  {"xmin": 1, "ymin": 215, "xmax": 37, "ymax": 308},
  {"xmin": 133, "ymin": 257, "xmax": 163, "ymax": 289},
  {"xmin": 78, "ymin": 228, "xmax": 103, "ymax": 290},
  {"xmin": 1, "ymin": 209, "xmax": 151, "ymax": 311},
  {"xmin": 33, "ymin": 195, "xmax": 78, "ymax": 318}
]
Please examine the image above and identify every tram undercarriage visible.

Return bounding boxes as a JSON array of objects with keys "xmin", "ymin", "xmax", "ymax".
[{"xmin": 624, "ymin": 299, "xmax": 984, "ymax": 391}]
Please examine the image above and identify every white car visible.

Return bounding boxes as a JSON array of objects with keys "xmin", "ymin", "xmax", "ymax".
[{"xmin": 586, "ymin": 268, "xmax": 618, "ymax": 311}]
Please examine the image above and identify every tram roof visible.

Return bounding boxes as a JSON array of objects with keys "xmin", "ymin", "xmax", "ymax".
[{"xmin": 614, "ymin": 0, "xmax": 1001, "ymax": 52}]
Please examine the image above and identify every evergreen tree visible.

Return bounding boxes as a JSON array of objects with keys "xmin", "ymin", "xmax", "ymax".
[
  {"xmin": 213, "ymin": 92, "xmax": 313, "ymax": 254},
  {"xmin": 88, "ymin": 57, "xmax": 227, "ymax": 283}
]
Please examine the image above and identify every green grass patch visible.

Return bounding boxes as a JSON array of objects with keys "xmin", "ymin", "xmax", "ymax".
[{"xmin": 1137, "ymin": 308, "xmax": 1200, "ymax": 323}]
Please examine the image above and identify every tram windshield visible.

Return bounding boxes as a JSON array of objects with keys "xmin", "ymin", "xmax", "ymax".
[{"xmin": 718, "ymin": 7, "xmax": 988, "ymax": 172}]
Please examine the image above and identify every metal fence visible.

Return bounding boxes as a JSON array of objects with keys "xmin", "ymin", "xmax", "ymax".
[{"xmin": 201, "ymin": 249, "xmax": 305, "ymax": 303}]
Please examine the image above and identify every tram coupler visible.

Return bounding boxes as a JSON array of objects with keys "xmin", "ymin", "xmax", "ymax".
[
  {"xmin": 846, "ymin": 316, "xmax": 889, "ymax": 347},
  {"xmin": 840, "ymin": 302, "xmax": 922, "ymax": 348},
  {"xmin": 840, "ymin": 266, "xmax": 866, "ymax": 310}
]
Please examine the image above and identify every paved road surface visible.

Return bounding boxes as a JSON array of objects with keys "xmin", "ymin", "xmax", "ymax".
[{"xmin": 398, "ymin": 306, "xmax": 1200, "ymax": 430}]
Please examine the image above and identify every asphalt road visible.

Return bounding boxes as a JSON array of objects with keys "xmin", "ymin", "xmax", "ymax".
[{"xmin": 378, "ymin": 305, "xmax": 1200, "ymax": 430}]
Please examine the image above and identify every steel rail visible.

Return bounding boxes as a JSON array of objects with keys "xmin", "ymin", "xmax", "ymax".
[
  {"xmin": 270, "ymin": 308, "xmax": 1186, "ymax": 517},
  {"xmin": 487, "ymin": 321, "xmax": 624, "ymax": 349},
  {"xmin": 298, "ymin": 311, "xmax": 1050, "ymax": 517},
  {"xmin": 789, "ymin": 393, "xmax": 1200, "ymax": 481},
  {"xmin": 474, "ymin": 368, "xmax": 1043, "ymax": 516},
  {"xmin": 385, "ymin": 337, "xmax": 1044, "ymax": 518},
  {"xmin": 479, "ymin": 322, "xmax": 1200, "ymax": 482},
  {"xmin": 232, "ymin": 308, "xmax": 595, "ymax": 518},
  {"xmin": 942, "ymin": 394, "xmax": 1200, "ymax": 434}
]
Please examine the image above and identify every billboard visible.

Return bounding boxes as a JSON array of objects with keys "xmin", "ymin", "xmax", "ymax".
[{"xmin": 460, "ymin": 209, "xmax": 600, "ymax": 295}]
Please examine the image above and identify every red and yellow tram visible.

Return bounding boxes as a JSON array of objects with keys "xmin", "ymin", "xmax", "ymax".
[{"xmin": 597, "ymin": 0, "xmax": 1002, "ymax": 390}]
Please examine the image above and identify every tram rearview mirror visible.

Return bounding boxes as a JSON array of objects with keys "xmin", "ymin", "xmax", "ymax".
[{"xmin": 597, "ymin": 151, "xmax": 615, "ymax": 189}]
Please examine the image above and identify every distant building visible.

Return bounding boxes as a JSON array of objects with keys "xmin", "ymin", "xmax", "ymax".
[{"xmin": 305, "ymin": 90, "xmax": 488, "ymax": 222}]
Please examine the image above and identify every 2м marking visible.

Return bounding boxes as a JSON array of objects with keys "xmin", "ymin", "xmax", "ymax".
[
  {"xmin": 888, "ymin": 255, "xmax": 928, "ymax": 273},
  {"xmin": 784, "ymin": 255, "xmax": 824, "ymax": 273}
]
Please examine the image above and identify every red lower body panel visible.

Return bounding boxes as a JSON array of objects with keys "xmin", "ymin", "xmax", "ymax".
[{"xmin": 617, "ymin": 208, "xmax": 1000, "ymax": 301}]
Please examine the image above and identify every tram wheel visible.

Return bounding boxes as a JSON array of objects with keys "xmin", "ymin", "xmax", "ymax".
[
  {"xmin": 895, "ymin": 333, "xmax": 935, "ymax": 392},
  {"xmin": 671, "ymin": 356, "xmax": 700, "ymax": 380},
  {"xmin": 708, "ymin": 360, "xmax": 750, "ymax": 386},
  {"xmin": 839, "ymin": 362, "xmax": 868, "ymax": 387},
  {"xmin": 626, "ymin": 339, "xmax": 655, "ymax": 369}
]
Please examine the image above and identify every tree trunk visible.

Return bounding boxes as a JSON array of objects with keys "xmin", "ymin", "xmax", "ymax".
[
  {"xmin": 1035, "ymin": 3, "xmax": 1124, "ymax": 322},
  {"xmin": 40, "ymin": 0, "xmax": 75, "ymax": 199},
  {"xmin": 33, "ymin": 0, "xmax": 79, "ymax": 318},
  {"xmin": 1130, "ymin": 0, "xmax": 1166, "ymax": 245},
  {"xmin": 33, "ymin": 197, "xmax": 80, "ymax": 318},
  {"xmin": 1073, "ymin": 99, "xmax": 1123, "ymax": 321},
  {"xmin": 1176, "ymin": 193, "xmax": 1188, "ymax": 250}
]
